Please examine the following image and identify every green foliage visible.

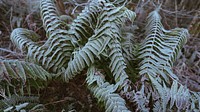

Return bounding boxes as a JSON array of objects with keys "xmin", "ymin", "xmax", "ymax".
[
  {"xmin": 86, "ymin": 65, "xmax": 130, "ymax": 112},
  {"xmin": 136, "ymin": 8, "xmax": 199, "ymax": 111},
  {"xmin": 0, "ymin": 59, "xmax": 53, "ymax": 96},
  {"xmin": 65, "ymin": 2, "xmax": 136, "ymax": 87},
  {"xmin": 138, "ymin": 9, "xmax": 188, "ymax": 83},
  {"xmin": 1, "ymin": 0, "xmax": 200, "ymax": 111},
  {"xmin": 0, "ymin": 95, "xmax": 43, "ymax": 111}
]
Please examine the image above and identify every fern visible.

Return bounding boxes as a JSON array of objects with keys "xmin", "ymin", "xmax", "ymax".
[
  {"xmin": 11, "ymin": 0, "xmax": 75, "ymax": 73},
  {"xmin": 5, "ymin": 0, "xmax": 200, "ymax": 111},
  {"xmin": 138, "ymin": 9, "xmax": 188, "ymax": 83},
  {"xmin": 0, "ymin": 59, "xmax": 53, "ymax": 95},
  {"xmin": 149, "ymin": 76, "xmax": 200, "ymax": 111},
  {"xmin": 10, "ymin": 28, "xmax": 41, "ymax": 52},
  {"xmin": 164, "ymin": 28, "xmax": 189, "ymax": 66},
  {"xmin": 67, "ymin": 0, "xmax": 103, "ymax": 43},
  {"xmin": 64, "ymin": 37, "xmax": 103, "ymax": 81},
  {"xmin": 0, "ymin": 95, "xmax": 43, "ymax": 111},
  {"xmin": 135, "ymin": 8, "xmax": 200, "ymax": 111},
  {"xmin": 149, "ymin": 75, "xmax": 191, "ymax": 111},
  {"xmin": 39, "ymin": 0, "xmax": 74, "ymax": 72},
  {"xmin": 65, "ymin": 1, "xmax": 136, "ymax": 88},
  {"xmin": 86, "ymin": 65, "xmax": 131, "ymax": 112},
  {"xmin": 40, "ymin": 0, "xmax": 66, "ymax": 37}
]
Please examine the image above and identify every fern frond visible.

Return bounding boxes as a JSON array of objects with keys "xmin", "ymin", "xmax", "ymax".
[
  {"xmin": 139, "ymin": 9, "xmax": 169, "ymax": 81},
  {"xmin": 0, "ymin": 95, "xmax": 42, "ymax": 111},
  {"xmin": 163, "ymin": 28, "xmax": 189, "ymax": 67},
  {"xmin": 94, "ymin": 3, "xmax": 130, "ymax": 84},
  {"xmin": 95, "ymin": 2, "xmax": 136, "ymax": 86},
  {"xmin": 86, "ymin": 66, "xmax": 131, "ymax": 112},
  {"xmin": 0, "ymin": 59, "xmax": 53, "ymax": 95},
  {"xmin": 39, "ymin": 0, "xmax": 76, "ymax": 72},
  {"xmin": 138, "ymin": 9, "xmax": 189, "ymax": 83},
  {"xmin": 64, "ymin": 37, "xmax": 103, "ymax": 81},
  {"xmin": 10, "ymin": 28, "xmax": 51, "ymax": 71},
  {"xmin": 108, "ymin": 39, "xmax": 128, "ymax": 83},
  {"xmin": 103, "ymin": 4, "xmax": 135, "ymax": 87},
  {"xmin": 65, "ymin": 1, "xmax": 136, "ymax": 85},
  {"xmin": 38, "ymin": 0, "xmax": 106, "ymax": 73},
  {"xmin": 40, "ymin": 0, "xmax": 66, "ymax": 37},
  {"xmin": 68, "ymin": 0, "xmax": 104, "ymax": 43},
  {"xmin": 46, "ymin": 0, "xmax": 106, "ymax": 71},
  {"xmin": 10, "ymin": 28, "xmax": 70, "ymax": 73},
  {"xmin": 133, "ymin": 85, "xmax": 150, "ymax": 111},
  {"xmin": 149, "ymin": 75, "xmax": 191, "ymax": 111},
  {"xmin": 40, "ymin": 32, "xmax": 74, "ymax": 72},
  {"xmin": 10, "ymin": 28, "xmax": 41, "ymax": 51}
]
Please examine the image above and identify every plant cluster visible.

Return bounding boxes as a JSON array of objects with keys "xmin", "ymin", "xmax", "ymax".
[{"xmin": 0, "ymin": 0, "xmax": 200, "ymax": 111}]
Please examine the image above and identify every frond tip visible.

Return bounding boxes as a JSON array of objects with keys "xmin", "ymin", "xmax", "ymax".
[
  {"xmin": 10, "ymin": 28, "xmax": 40, "ymax": 51},
  {"xmin": 138, "ymin": 9, "xmax": 189, "ymax": 83}
]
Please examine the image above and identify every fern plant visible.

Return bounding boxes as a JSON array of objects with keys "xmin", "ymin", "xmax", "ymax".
[
  {"xmin": 137, "ymin": 8, "xmax": 199, "ymax": 111},
  {"xmin": 0, "ymin": 59, "xmax": 52, "ymax": 111},
  {"xmin": 0, "ymin": 0, "xmax": 200, "ymax": 111},
  {"xmin": 0, "ymin": 95, "xmax": 44, "ymax": 111}
]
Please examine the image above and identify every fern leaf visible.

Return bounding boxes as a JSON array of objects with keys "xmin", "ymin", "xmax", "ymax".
[
  {"xmin": 40, "ymin": 0, "xmax": 66, "ymax": 37},
  {"xmin": 163, "ymin": 28, "xmax": 189, "ymax": 67},
  {"xmin": 86, "ymin": 66, "xmax": 131, "ymax": 112},
  {"xmin": 68, "ymin": 0, "xmax": 104, "ymax": 43},
  {"xmin": 39, "ymin": 0, "xmax": 76, "ymax": 72},
  {"xmin": 10, "ymin": 28, "xmax": 73, "ymax": 73},
  {"xmin": 96, "ymin": 2, "xmax": 135, "ymax": 85},
  {"xmin": 0, "ymin": 59, "xmax": 53, "ymax": 95},
  {"xmin": 41, "ymin": 33, "xmax": 74, "ymax": 72},
  {"xmin": 149, "ymin": 75, "xmax": 192, "ymax": 111},
  {"xmin": 108, "ymin": 39, "xmax": 128, "ymax": 83},
  {"xmin": 0, "ymin": 95, "xmax": 42, "ymax": 111},
  {"xmin": 64, "ymin": 37, "xmax": 103, "ymax": 81},
  {"xmin": 10, "ymin": 28, "xmax": 40, "ymax": 51},
  {"xmin": 65, "ymin": 1, "xmax": 136, "ymax": 85},
  {"xmin": 103, "ymin": 4, "xmax": 135, "ymax": 87},
  {"xmin": 138, "ymin": 9, "xmax": 188, "ymax": 83}
]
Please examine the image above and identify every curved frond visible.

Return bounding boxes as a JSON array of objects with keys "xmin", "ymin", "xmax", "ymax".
[
  {"xmin": 68, "ymin": 0, "xmax": 104, "ymax": 43},
  {"xmin": 65, "ymin": 1, "xmax": 136, "ymax": 85},
  {"xmin": 40, "ymin": 31, "xmax": 74, "ymax": 72},
  {"xmin": 10, "ymin": 28, "xmax": 41, "ymax": 51},
  {"xmin": 103, "ymin": 4, "xmax": 135, "ymax": 87},
  {"xmin": 39, "ymin": 0, "xmax": 75, "ymax": 72},
  {"xmin": 10, "ymin": 28, "xmax": 72, "ymax": 73},
  {"xmin": 40, "ymin": 0, "xmax": 66, "ymax": 37},
  {"xmin": 86, "ymin": 66, "xmax": 131, "ymax": 112},
  {"xmin": 64, "ymin": 37, "xmax": 103, "ymax": 81}
]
